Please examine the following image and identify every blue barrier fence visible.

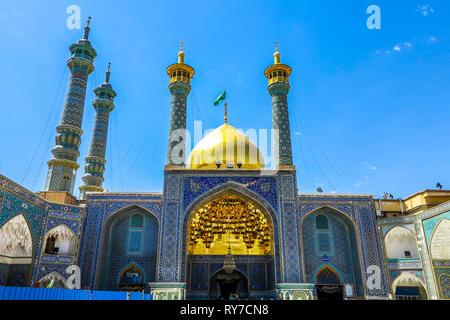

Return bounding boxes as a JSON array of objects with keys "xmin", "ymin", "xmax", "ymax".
[{"xmin": 0, "ymin": 286, "xmax": 153, "ymax": 300}]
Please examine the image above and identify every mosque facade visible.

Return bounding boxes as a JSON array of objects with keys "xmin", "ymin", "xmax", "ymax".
[{"xmin": 0, "ymin": 22, "xmax": 449, "ymax": 300}]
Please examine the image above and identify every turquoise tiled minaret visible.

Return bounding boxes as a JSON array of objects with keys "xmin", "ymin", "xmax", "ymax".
[
  {"xmin": 44, "ymin": 18, "xmax": 97, "ymax": 194},
  {"xmin": 79, "ymin": 64, "xmax": 116, "ymax": 200},
  {"xmin": 165, "ymin": 42, "xmax": 195, "ymax": 167},
  {"xmin": 264, "ymin": 44, "xmax": 294, "ymax": 169}
]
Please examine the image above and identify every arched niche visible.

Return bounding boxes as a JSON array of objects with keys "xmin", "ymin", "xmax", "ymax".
[
  {"xmin": 430, "ymin": 219, "xmax": 450, "ymax": 260},
  {"xmin": 315, "ymin": 265, "xmax": 341, "ymax": 285},
  {"xmin": 96, "ymin": 205, "xmax": 159, "ymax": 291},
  {"xmin": 384, "ymin": 226, "xmax": 419, "ymax": 260},
  {"xmin": 301, "ymin": 206, "xmax": 363, "ymax": 297},
  {"xmin": 181, "ymin": 183, "xmax": 280, "ymax": 280},
  {"xmin": 392, "ymin": 272, "xmax": 428, "ymax": 300},
  {"xmin": 186, "ymin": 193, "xmax": 273, "ymax": 256},
  {"xmin": 0, "ymin": 214, "xmax": 32, "ymax": 258},
  {"xmin": 117, "ymin": 263, "xmax": 145, "ymax": 291},
  {"xmin": 38, "ymin": 272, "xmax": 67, "ymax": 289},
  {"xmin": 209, "ymin": 268, "xmax": 249, "ymax": 300},
  {"xmin": 182, "ymin": 184, "xmax": 279, "ymax": 299},
  {"xmin": 43, "ymin": 225, "xmax": 77, "ymax": 256}
]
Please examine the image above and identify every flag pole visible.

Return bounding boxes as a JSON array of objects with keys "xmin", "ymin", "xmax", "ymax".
[{"xmin": 224, "ymin": 103, "xmax": 228, "ymax": 124}]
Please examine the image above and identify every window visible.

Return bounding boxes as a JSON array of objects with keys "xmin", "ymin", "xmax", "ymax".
[
  {"xmin": 315, "ymin": 214, "xmax": 333, "ymax": 255},
  {"xmin": 316, "ymin": 215, "xmax": 329, "ymax": 230},
  {"xmin": 62, "ymin": 175, "xmax": 70, "ymax": 192},
  {"xmin": 130, "ymin": 214, "xmax": 144, "ymax": 228},
  {"xmin": 128, "ymin": 213, "xmax": 144, "ymax": 254}
]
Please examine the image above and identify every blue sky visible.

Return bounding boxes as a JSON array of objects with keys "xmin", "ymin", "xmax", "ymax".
[{"xmin": 0, "ymin": 0, "xmax": 449, "ymax": 198}]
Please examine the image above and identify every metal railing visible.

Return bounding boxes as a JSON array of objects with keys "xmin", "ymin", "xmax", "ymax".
[{"xmin": 0, "ymin": 286, "xmax": 153, "ymax": 300}]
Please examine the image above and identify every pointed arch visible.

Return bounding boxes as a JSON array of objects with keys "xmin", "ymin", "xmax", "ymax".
[
  {"xmin": 314, "ymin": 264, "xmax": 341, "ymax": 285},
  {"xmin": 0, "ymin": 214, "xmax": 33, "ymax": 258},
  {"xmin": 438, "ymin": 273, "xmax": 450, "ymax": 299},
  {"xmin": 392, "ymin": 271, "xmax": 428, "ymax": 300},
  {"xmin": 95, "ymin": 204, "xmax": 160, "ymax": 291},
  {"xmin": 184, "ymin": 181, "xmax": 278, "ymax": 225},
  {"xmin": 301, "ymin": 206, "xmax": 364, "ymax": 297},
  {"xmin": 38, "ymin": 272, "xmax": 68, "ymax": 289},
  {"xmin": 105, "ymin": 203, "xmax": 160, "ymax": 225},
  {"xmin": 117, "ymin": 262, "xmax": 146, "ymax": 285},
  {"xmin": 383, "ymin": 226, "xmax": 419, "ymax": 260},
  {"xmin": 301, "ymin": 205, "xmax": 354, "ymax": 226},
  {"xmin": 181, "ymin": 182, "xmax": 281, "ymax": 284},
  {"xmin": 208, "ymin": 268, "xmax": 250, "ymax": 299},
  {"xmin": 430, "ymin": 218, "xmax": 450, "ymax": 260},
  {"xmin": 43, "ymin": 224, "xmax": 77, "ymax": 256}
]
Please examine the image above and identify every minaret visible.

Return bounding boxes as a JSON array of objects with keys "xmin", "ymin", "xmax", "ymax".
[
  {"xmin": 79, "ymin": 63, "xmax": 116, "ymax": 200},
  {"xmin": 165, "ymin": 42, "xmax": 195, "ymax": 167},
  {"xmin": 264, "ymin": 43, "xmax": 294, "ymax": 169},
  {"xmin": 44, "ymin": 17, "xmax": 97, "ymax": 194}
]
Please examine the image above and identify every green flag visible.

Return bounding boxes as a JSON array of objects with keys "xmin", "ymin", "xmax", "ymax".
[
  {"xmin": 47, "ymin": 278, "xmax": 55, "ymax": 288},
  {"xmin": 214, "ymin": 91, "xmax": 226, "ymax": 106}
]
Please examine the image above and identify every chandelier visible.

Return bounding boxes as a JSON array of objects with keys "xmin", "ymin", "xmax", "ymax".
[
  {"xmin": 223, "ymin": 243, "xmax": 236, "ymax": 274},
  {"xmin": 189, "ymin": 194, "xmax": 271, "ymax": 250}
]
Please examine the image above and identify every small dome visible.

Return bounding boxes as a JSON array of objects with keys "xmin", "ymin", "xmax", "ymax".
[{"xmin": 187, "ymin": 123, "xmax": 265, "ymax": 169}]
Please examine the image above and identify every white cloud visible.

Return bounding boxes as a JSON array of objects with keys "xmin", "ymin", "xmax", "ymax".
[
  {"xmin": 417, "ymin": 5, "xmax": 434, "ymax": 16},
  {"xmin": 354, "ymin": 182, "xmax": 362, "ymax": 188},
  {"xmin": 379, "ymin": 42, "xmax": 413, "ymax": 55},
  {"xmin": 429, "ymin": 36, "xmax": 437, "ymax": 42},
  {"xmin": 363, "ymin": 162, "xmax": 377, "ymax": 171}
]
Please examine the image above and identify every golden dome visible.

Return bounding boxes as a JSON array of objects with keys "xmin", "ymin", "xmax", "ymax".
[{"xmin": 187, "ymin": 123, "xmax": 265, "ymax": 169}]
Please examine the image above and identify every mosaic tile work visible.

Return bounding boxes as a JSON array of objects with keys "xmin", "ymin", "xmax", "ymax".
[
  {"xmin": 34, "ymin": 204, "xmax": 84, "ymax": 285},
  {"xmin": 96, "ymin": 210, "xmax": 158, "ymax": 292},
  {"xmin": 167, "ymin": 84, "xmax": 190, "ymax": 165},
  {"xmin": 78, "ymin": 193, "xmax": 162, "ymax": 290},
  {"xmin": 299, "ymin": 195, "xmax": 388, "ymax": 298},
  {"xmin": 187, "ymin": 255, "xmax": 275, "ymax": 298},
  {"xmin": 177, "ymin": 176, "xmax": 283, "ymax": 286},
  {"xmin": 302, "ymin": 210, "xmax": 364, "ymax": 297}
]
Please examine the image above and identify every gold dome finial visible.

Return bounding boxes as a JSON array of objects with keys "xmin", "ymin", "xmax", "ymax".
[
  {"xmin": 274, "ymin": 41, "xmax": 281, "ymax": 64},
  {"xmin": 178, "ymin": 41, "xmax": 185, "ymax": 64}
]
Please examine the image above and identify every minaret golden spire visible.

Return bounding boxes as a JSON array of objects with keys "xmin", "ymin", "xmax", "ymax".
[
  {"xmin": 83, "ymin": 17, "xmax": 92, "ymax": 40},
  {"xmin": 178, "ymin": 40, "xmax": 185, "ymax": 64},
  {"xmin": 105, "ymin": 62, "xmax": 111, "ymax": 83},
  {"xmin": 274, "ymin": 41, "xmax": 281, "ymax": 64}
]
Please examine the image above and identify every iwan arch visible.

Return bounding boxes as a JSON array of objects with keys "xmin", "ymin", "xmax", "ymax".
[{"xmin": 0, "ymin": 19, "xmax": 449, "ymax": 300}]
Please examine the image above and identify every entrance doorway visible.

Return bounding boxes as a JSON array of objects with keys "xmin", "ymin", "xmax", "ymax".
[
  {"xmin": 395, "ymin": 286, "xmax": 422, "ymax": 300},
  {"xmin": 117, "ymin": 264, "xmax": 145, "ymax": 292},
  {"xmin": 210, "ymin": 269, "xmax": 248, "ymax": 300},
  {"xmin": 315, "ymin": 266, "xmax": 344, "ymax": 300}
]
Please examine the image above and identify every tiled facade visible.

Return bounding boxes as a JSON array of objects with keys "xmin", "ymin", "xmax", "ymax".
[{"xmin": 0, "ymin": 23, "xmax": 448, "ymax": 301}]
